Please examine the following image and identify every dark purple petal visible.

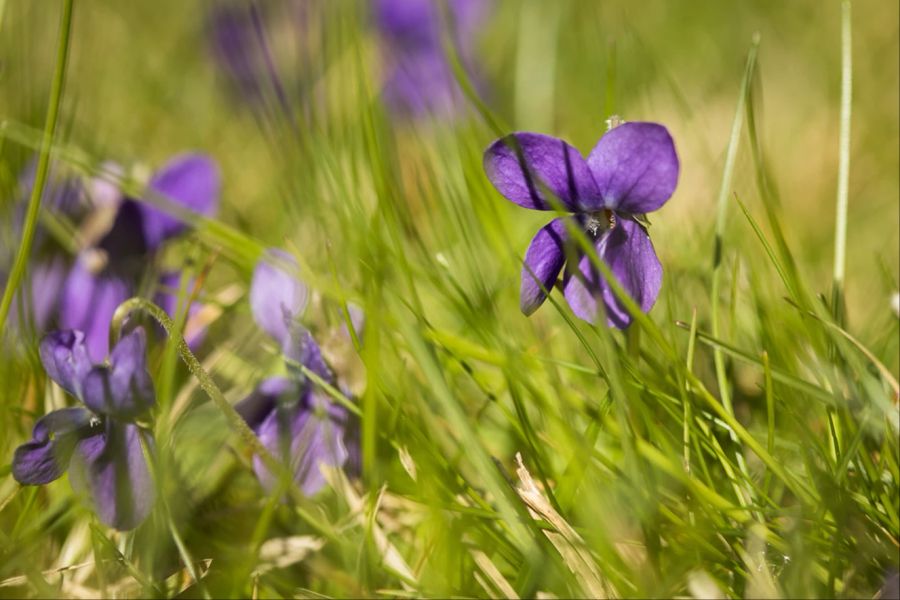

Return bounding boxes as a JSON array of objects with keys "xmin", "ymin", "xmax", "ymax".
[
  {"xmin": 252, "ymin": 389, "xmax": 350, "ymax": 495},
  {"xmin": 97, "ymin": 200, "xmax": 149, "ymax": 265},
  {"xmin": 235, "ymin": 377, "xmax": 294, "ymax": 432},
  {"xmin": 586, "ymin": 122, "xmax": 679, "ymax": 214},
  {"xmin": 12, "ymin": 408, "xmax": 94, "ymax": 485},
  {"xmin": 38, "ymin": 330, "xmax": 93, "ymax": 397},
  {"xmin": 140, "ymin": 154, "xmax": 221, "ymax": 249},
  {"xmin": 484, "ymin": 133, "xmax": 600, "ymax": 212},
  {"xmin": 250, "ymin": 249, "xmax": 308, "ymax": 346},
  {"xmin": 58, "ymin": 258, "xmax": 131, "ymax": 362},
  {"xmin": 80, "ymin": 328, "xmax": 155, "ymax": 419},
  {"xmin": 69, "ymin": 422, "xmax": 155, "ymax": 530},
  {"xmin": 520, "ymin": 217, "xmax": 572, "ymax": 315},
  {"xmin": 563, "ymin": 218, "xmax": 662, "ymax": 328}
]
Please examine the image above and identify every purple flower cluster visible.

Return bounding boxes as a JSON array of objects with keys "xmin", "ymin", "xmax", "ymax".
[
  {"xmin": 12, "ymin": 247, "xmax": 360, "ymax": 528},
  {"xmin": 13, "ymin": 329, "xmax": 156, "ymax": 530},
  {"xmin": 237, "ymin": 250, "xmax": 357, "ymax": 495}
]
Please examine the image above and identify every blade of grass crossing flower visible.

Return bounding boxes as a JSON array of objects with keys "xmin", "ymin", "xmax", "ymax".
[{"xmin": 0, "ymin": 0, "xmax": 73, "ymax": 334}]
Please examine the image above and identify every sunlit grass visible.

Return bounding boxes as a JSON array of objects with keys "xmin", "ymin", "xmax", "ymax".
[{"xmin": 1, "ymin": 1, "xmax": 897, "ymax": 598}]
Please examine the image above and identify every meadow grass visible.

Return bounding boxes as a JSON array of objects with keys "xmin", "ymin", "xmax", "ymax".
[{"xmin": 0, "ymin": 1, "xmax": 897, "ymax": 598}]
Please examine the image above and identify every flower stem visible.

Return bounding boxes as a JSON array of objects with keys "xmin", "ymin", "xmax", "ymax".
[{"xmin": 0, "ymin": 0, "xmax": 74, "ymax": 333}]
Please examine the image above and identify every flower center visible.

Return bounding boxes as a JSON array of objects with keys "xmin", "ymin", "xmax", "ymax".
[{"xmin": 585, "ymin": 209, "xmax": 616, "ymax": 237}]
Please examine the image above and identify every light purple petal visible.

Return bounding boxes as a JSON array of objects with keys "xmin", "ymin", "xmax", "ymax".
[
  {"xmin": 252, "ymin": 389, "xmax": 349, "ymax": 495},
  {"xmin": 563, "ymin": 218, "xmax": 662, "ymax": 328},
  {"xmin": 382, "ymin": 51, "xmax": 461, "ymax": 117},
  {"xmin": 58, "ymin": 258, "xmax": 131, "ymax": 363},
  {"xmin": 586, "ymin": 122, "xmax": 679, "ymax": 214},
  {"xmin": 520, "ymin": 217, "xmax": 572, "ymax": 315},
  {"xmin": 12, "ymin": 407, "xmax": 94, "ymax": 485},
  {"xmin": 345, "ymin": 302, "xmax": 365, "ymax": 343},
  {"xmin": 235, "ymin": 377, "xmax": 294, "ymax": 432},
  {"xmin": 38, "ymin": 330, "xmax": 93, "ymax": 397},
  {"xmin": 80, "ymin": 328, "xmax": 155, "ymax": 419},
  {"xmin": 484, "ymin": 133, "xmax": 600, "ymax": 211},
  {"xmin": 140, "ymin": 153, "xmax": 221, "ymax": 249},
  {"xmin": 250, "ymin": 249, "xmax": 308, "ymax": 346},
  {"xmin": 12, "ymin": 257, "xmax": 68, "ymax": 333},
  {"xmin": 69, "ymin": 422, "xmax": 155, "ymax": 530},
  {"xmin": 155, "ymin": 272, "xmax": 206, "ymax": 350}
]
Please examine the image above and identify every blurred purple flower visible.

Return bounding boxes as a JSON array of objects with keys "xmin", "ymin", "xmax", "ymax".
[
  {"xmin": 483, "ymin": 122, "xmax": 679, "ymax": 327},
  {"xmin": 206, "ymin": 1, "xmax": 299, "ymax": 120},
  {"xmin": 4, "ymin": 163, "xmax": 86, "ymax": 332},
  {"xmin": 375, "ymin": 0, "xmax": 489, "ymax": 117},
  {"xmin": 236, "ymin": 250, "xmax": 356, "ymax": 494},
  {"xmin": 12, "ymin": 328, "xmax": 156, "ymax": 530},
  {"xmin": 58, "ymin": 153, "xmax": 220, "ymax": 360}
]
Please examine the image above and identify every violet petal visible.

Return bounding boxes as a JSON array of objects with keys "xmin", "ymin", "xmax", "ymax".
[
  {"xmin": 520, "ymin": 217, "xmax": 572, "ymax": 315},
  {"xmin": 250, "ymin": 249, "xmax": 308, "ymax": 346},
  {"xmin": 235, "ymin": 377, "xmax": 294, "ymax": 433},
  {"xmin": 284, "ymin": 329, "xmax": 334, "ymax": 384},
  {"xmin": 38, "ymin": 330, "xmax": 93, "ymax": 397},
  {"xmin": 563, "ymin": 218, "xmax": 662, "ymax": 328},
  {"xmin": 12, "ymin": 407, "xmax": 94, "ymax": 485},
  {"xmin": 58, "ymin": 258, "xmax": 131, "ymax": 363},
  {"xmin": 586, "ymin": 122, "xmax": 679, "ymax": 214},
  {"xmin": 484, "ymin": 133, "xmax": 600, "ymax": 211},
  {"xmin": 252, "ymin": 389, "xmax": 349, "ymax": 496},
  {"xmin": 80, "ymin": 328, "xmax": 155, "ymax": 419},
  {"xmin": 69, "ymin": 421, "xmax": 155, "ymax": 531},
  {"xmin": 140, "ymin": 153, "xmax": 221, "ymax": 249}
]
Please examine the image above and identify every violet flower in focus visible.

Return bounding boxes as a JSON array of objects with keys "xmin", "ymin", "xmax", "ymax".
[
  {"xmin": 483, "ymin": 121, "xmax": 679, "ymax": 327},
  {"xmin": 12, "ymin": 328, "xmax": 156, "ymax": 530},
  {"xmin": 235, "ymin": 249, "xmax": 356, "ymax": 495},
  {"xmin": 375, "ymin": 0, "xmax": 489, "ymax": 117}
]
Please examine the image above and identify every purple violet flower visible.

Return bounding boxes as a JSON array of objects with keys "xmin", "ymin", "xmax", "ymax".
[
  {"xmin": 58, "ymin": 153, "xmax": 220, "ymax": 360},
  {"xmin": 375, "ymin": 0, "xmax": 490, "ymax": 117},
  {"xmin": 235, "ymin": 250, "xmax": 355, "ymax": 495},
  {"xmin": 483, "ymin": 121, "xmax": 680, "ymax": 327},
  {"xmin": 12, "ymin": 328, "xmax": 156, "ymax": 530}
]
